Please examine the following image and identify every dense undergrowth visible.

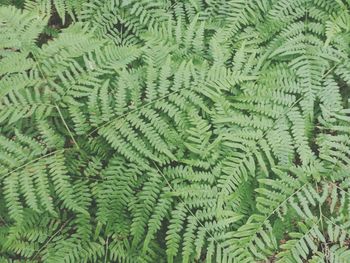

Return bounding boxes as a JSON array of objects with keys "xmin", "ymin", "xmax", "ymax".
[{"xmin": 0, "ymin": 0, "xmax": 350, "ymax": 262}]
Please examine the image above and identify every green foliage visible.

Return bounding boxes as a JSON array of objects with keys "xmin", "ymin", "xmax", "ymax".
[{"xmin": 1, "ymin": 0, "xmax": 350, "ymax": 262}]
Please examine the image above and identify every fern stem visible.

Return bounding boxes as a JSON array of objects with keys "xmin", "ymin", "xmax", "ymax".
[
  {"xmin": 1, "ymin": 149, "xmax": 65, "ymax": 178},
  {"xmin": 0, "ymin": 215, "xmax": 8, "ymax": 227},
  {"xmin": 31, "ymin": 218, "xmax": 72, "ymax": 261},
  {"xmin": 87, "ymin": 88, "xmax": 188, "ymax": 137},
  {"xmin": 322, "ymin": 214, "xmax": 350, "ymax": 236},
  {"xmin": 152, "ymin": 161, "xmax": 219, "ymax": 245},
  {"xmin": 55, "ymin": 104, "xmax": 80, "ymax": 150},
  {"xmin": 316, "ymin": 182, "xmax": 324, "ymax": 231},
  {"xmin": 104, "ymin": 236, "xmax": 109, "ymax": 263}
]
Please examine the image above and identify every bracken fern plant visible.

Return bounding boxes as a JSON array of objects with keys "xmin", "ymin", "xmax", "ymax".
[{"xmin": 0, "ymin": 0, "xmax": 350, "ymax": 262}]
